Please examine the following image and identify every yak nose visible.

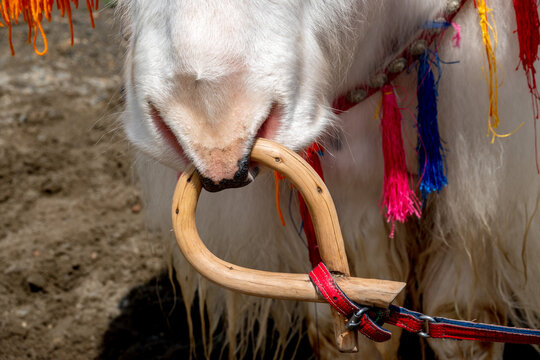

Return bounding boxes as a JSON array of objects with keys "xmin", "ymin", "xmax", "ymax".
[{"xmin": 199, "ymin": 153, "xmax": 258, "ymax": 192}]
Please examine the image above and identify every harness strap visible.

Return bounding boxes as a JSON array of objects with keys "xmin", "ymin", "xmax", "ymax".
[
  {"xmin": 309, "ymin": 262, "xmax": 540, "ymax": 345},
  {"xmin": 309, "ymin": 262, "xmax": 392, "ymax": 342},
  {"xmin": 299, "ymin": 143, "xmax": 324, "ymax": 268},
  {"xmin": 428, "ymin": 316, "xmax": 540, "ymax": 344}
]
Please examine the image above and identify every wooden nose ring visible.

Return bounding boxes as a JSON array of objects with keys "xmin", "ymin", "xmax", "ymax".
[{"xmin": 172, "ymin": 138, "xmax": 405, "ymax": 352}]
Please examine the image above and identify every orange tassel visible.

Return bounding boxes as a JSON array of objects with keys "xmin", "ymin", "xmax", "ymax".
[{"xmin": 0, "ymin": 0, "xmax": 97, "ymax": 55}]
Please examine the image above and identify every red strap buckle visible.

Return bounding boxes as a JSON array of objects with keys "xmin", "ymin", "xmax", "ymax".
[
  {"xmin": 345, "ymin": 307, "xmax": 370, "ymax": 330},
  {"xmin": 309, "ymin": 262, "xmax": 392, "ymax": 342}
]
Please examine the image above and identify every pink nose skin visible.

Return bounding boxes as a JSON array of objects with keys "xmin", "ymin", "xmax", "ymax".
[
  {"xmin": 190, "ymin": 103, "xmax": 281, "ymax": 192},
  {"xmin": 150, "ymin": 101, "xmax": 256, "ymax": 191},
  {"xmin": 152, "ymin": 86, "xmax": 281, "ymax": 191},
  {"xmin": 190, "ymin": 137, "xmax": 255, "ymax": 191}
]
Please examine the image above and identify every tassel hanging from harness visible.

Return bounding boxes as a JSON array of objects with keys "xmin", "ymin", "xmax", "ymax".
[
  {"xmin": 417, "ymin": 52, "xmax": 447, "ymax": 201},
  {"xmin": 475, "ymin": 0, "xmax": 501, "ymax": 142},
  {"xmin": 512, "ymin": 0, "xmax": 540, "ymax": 173},
  {"xmin": 474, "ymin": 0, "xmax": 525, "ymax": 142},
  {"xmin": 380, "ymin": 84, "xmax": 421, "ymax": 237},
  {"xmin": 0, "ymin": 0, "xmax": 98, "ymax": 55}
]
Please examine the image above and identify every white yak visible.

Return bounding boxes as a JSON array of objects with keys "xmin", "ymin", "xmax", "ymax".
[{"xmin": 118, "ymin": 0, "xmax": 540, "ymax": 358}]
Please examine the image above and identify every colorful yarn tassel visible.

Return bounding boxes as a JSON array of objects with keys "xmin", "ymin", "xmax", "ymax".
[
  {"xmin": 0, "ymin": 0, "xmax": 98, "ymax": 55},
  {"xmin": 512, "ymin": 0, "xmax": 540, "ymax": 173},
  {"xmin": 417, "ymin": 53, "xmax": 447, "ymax": 201},
  {"xmin": 451, "ymin": 22, "xmax": 462, "ymax": 48},
  {"xmin": 475, "ymin": 0, "xmax": 501, "ymax": 142},
  {"xmin": 380, "ymin": 85, "xmax": 421, "ymax": 237}
]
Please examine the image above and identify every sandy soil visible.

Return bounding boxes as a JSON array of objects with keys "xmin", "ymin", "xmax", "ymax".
[{"xmin": 0, "ymin": 7, "xmax": 178, "ymax": 360}]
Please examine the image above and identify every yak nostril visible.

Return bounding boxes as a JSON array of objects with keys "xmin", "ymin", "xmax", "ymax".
[
  {"xmin": 233, "ymin": 154, "xmax": 250, "ymax": 182},
  {"xmin": 199, "ymin": 153, "xmax": 257, "ymax": 192}
]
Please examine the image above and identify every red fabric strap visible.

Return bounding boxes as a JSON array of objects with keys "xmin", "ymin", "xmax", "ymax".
[
  {"xmin": 386, "ymin": 305, "xmax": 540, "ymax": 344},
  {"xmin": 309, "ymin": 263, "xmax": 540, "ymax": 345},
  {"xmin": 428, "ymin": 317, "xmax": 540, "ymax": 344},
  {"xmin": 299, "ymin": 144, "xmax": 324, "ymax": 268},
  {"xmin": 385, "ymin": 306, "xmax": 424, "ymax": 333},
  {"xmin": 309, "ymin": 262, "xmax": 360, "ymax": 317},
  {"xmin": 309, "ymin": 262, "xmax": 392, "ymax": 342},
  {"xmin": 331, "ymin": 0, "xmax": 467, "ymax": 114}
]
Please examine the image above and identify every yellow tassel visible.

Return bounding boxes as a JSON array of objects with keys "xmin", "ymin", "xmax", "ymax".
[
  {"xmin": 476, "ymin": 0, "xmax": 501, "ymax": 142},
  {"xmin": 476, "ymin": 0, "xmax": 524, "ymax": 142},
  {"xmin": 0, "ymin": 0, "xmax": 97, "ymax": 56}
]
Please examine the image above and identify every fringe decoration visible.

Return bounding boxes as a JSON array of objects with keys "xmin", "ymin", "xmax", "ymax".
[
  {"xmin": 298, "ymin": 143, "xmax": 324, "ymax": 268},
  {"xmin": 512, "ymin": 0, "xmax": 540, "ymax": 173},
  {"xmin": 451, "ymin": 22, "xmax": 462, "ymax": 48},
  {"xmin": 380, "ymin": 84, "xmax": 421, "ymax": 238},
  {"xmin": 417, "ymin": 52, "xmax": 448, "ymax": 201},
  {"xmin": 0, "ymin": 0, "xmax": 98, "ymax": 56},
  {"xmin": 475, "ymin": 0, "xmax": 502, "ymax": 143}
]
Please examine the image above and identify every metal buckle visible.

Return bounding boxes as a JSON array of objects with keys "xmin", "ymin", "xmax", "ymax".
[
  {"xmin": 417, "ymin": 314, "xmax": 436, "ymax": 338},
  {"xmin": 345, "ymin": 307, "xmax": 370, "ymax": 330}
]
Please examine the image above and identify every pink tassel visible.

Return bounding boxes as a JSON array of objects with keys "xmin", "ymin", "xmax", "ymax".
[
  {"xmin": 380, "ymin": 84, "xmax": 421, "ymax": 237},
  {"xmin": 451, "ymin": 22, "xmax": 461, "ymax": 48}
]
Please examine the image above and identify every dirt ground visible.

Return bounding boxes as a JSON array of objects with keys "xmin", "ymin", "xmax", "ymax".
[
  {"xmin": 0, "ymin": 6, "xmax": 181, "ymax": 360},
  {"xmin": 0, "ymin": 6, "xmax": 313, "ymax": 360},
  {"xmin": 1, "ymin": 5, "xmax": 538, "ymax": 360}
]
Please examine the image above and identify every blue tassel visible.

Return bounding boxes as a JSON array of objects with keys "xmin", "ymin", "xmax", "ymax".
[{"xmin": 417, "ymin": 52, "xmax": 447, "ymax": 201}]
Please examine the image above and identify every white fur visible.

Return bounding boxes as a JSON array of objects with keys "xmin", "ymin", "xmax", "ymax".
[{"xmin": 118, "ymin": 0, "xmax": 540, "ymax": 358}]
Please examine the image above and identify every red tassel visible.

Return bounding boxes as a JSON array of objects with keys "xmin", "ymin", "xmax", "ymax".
[
  {"xmin": 513, "ymin": 0, "xmax": 540, "ymax": 173},
  {"xmin": 380, "ymin": 85, "xmax": 421, "ymax": 237}
]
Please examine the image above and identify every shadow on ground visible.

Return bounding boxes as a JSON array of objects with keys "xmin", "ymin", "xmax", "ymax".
[
  {"xmin": 97, "ymin": 272, "xmax": 540, "ymax": 360},
  {"xmin": 96, "ymin": 272, "xmax": 314, "ymax": 360}
]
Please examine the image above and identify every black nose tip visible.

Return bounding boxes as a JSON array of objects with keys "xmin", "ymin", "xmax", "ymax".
[{"xmin": 199, "ymin": 155, "xmax": 258, "ymax": 192}]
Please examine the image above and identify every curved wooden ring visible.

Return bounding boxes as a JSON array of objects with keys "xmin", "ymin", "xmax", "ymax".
[{"xmin": 171, "ymin": 138, "xmax": 405, "ymax": 351}]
